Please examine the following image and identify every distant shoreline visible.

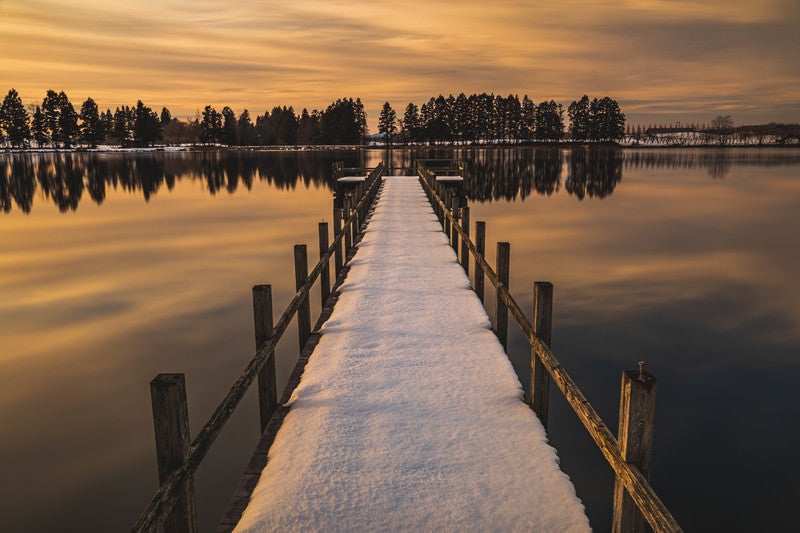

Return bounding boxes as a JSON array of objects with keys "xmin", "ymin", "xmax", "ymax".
[{"xmin": 1, "ymin": 141, "xmax": 799, "ymax": 153}]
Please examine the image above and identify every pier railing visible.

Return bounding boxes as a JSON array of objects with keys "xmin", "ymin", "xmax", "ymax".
[
  {"xmin": 132, "ymin": 162, "xmax": 385, "ymax": 532},
  {"xmin": 417, "ymin": 161, "xmax": 682, "ymax": 533}
]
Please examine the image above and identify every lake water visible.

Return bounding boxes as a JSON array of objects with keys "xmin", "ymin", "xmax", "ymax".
[{"xmin": 2, "ymin": 147, "xmax": 799, "ymax": 531}]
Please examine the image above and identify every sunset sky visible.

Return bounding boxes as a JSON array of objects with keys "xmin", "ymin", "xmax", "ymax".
[{"xmin": 1, "ymin": 0, "xmax": 798, "ymax": 130}]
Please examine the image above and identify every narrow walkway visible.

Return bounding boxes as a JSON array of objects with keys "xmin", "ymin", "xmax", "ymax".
[{"xmin": 234, "ymin": 177, "xmax": 589, "ymax": 531}]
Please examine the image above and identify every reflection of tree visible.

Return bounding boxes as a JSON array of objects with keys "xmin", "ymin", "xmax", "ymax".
[
  {"xmin": 565, "ymin": 148, "xmax": 623, "ymax": 200},
  {"xmin": 624, "ymin": 149, "xmax": 800, "ymax": 180},
  {"xmin": 460, "ymin": 148, "xmax": 563, "ymax": 202},
  {"xmin": 0, "ymin": 150, "xmax": 359, "ymax": 214}
]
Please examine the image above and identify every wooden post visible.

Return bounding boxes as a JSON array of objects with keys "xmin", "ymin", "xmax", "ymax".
[
  {"xmin": 333, "ymin": 208, "xmax": 344, "ymax": 277},
  {"xmin": 318, "ymin": 222, "xmax": 330, "ymax": 305},
  {"xmin": 495, "ymin": 242, "xmax": 510, "ymax": 350},
  {"xmin": 460, "ymin": 206, "xmax": 470, "ymax": 275},
  {"xmin": 343, "ymin": 195, "xmax": 353, "ymax": 256},
  {"xmin": 450, "ymin": 192, "xmax": 459, "ymax": 253},
  {"xmin": 612, "ymin": 366, "xmax": 658, "ymax": 533},
  {"xmin": 252, "ymin": 285, "xmax": 277, "ymax": 432},
  {"xmin": 294, "ymin": 244, "xmax": 311, "ymax": 351},
  {"xmin": 150, "ymin": 374, "xmax": 198, "ymax": 533},
  {"xmin": 475, "ymin": 221, "xmax": 486, "ymax": 304},
  {"xmin": 530, "ymin": 282, "xmax": 553, "ymax": 429},
  {"xmin": 444, "ymin": 191, "xmax": 451, "ymax": 237}
]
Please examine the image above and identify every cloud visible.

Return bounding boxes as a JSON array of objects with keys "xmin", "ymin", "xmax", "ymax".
[{"xmin": 1, "ymin": 0, "xmax": 798, "ymax": 125}]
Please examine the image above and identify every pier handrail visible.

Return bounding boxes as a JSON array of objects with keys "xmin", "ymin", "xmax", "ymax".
[
  {"xmin": 132, "ymin": 162, "xmax": 385, "ymax": 532},
  {"xmin": 416, "ymin": 162, "xmax": 682, "ymax": 533}
]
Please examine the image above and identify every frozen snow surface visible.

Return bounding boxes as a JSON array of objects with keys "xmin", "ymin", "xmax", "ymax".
[{"xmin": 235, "ymin": 177, "xmax": 590, "ymax": 532}]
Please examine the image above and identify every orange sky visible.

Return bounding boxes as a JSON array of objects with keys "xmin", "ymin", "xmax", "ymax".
[{"xmin": 1, "ymin": 0, "xmax": 798, "ymax": 129}]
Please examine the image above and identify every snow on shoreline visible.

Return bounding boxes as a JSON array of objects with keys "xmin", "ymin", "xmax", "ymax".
[{"xmin": 234, "ymin": 177, "xmax": 589, "ymax": 532}]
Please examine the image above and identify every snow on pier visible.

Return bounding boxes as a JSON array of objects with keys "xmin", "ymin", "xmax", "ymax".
[{"xmin": 234, "ymin": 176, "xmax": 589, "ymax": 532}]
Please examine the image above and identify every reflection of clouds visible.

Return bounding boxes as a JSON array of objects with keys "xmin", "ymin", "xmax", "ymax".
[
  {"xmin": 469, "ymin": 156, "xmax": 800, "ymax": 344},
  {"xmin": 1, "ymin": 0, "xmax": 797, "ymax": 125}
]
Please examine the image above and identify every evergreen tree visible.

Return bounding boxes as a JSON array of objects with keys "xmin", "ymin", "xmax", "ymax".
[
  {"xmin": 568, "ymin": 95, "xmax": 591, "ymax": 141},
  {"xmin": 79, "ymin": 97, "xmax": 102, "ymax": 147},
  {"xmin": 57, "ymin": 91, "xmax": 79, "ymax": 148},
  {"xmin": 160, "ymin": 107, "xmax": 172, "ymax": 126},
  {"xmin": 521, "ymin": 95, "xmax": 536, "ymax": 141},
  {"xmin": 296, "ymin": 108, "xmax": 320, "ymax": 145},
  {"xmin": 0, "ymin": 89, "xmax": 31, "ymax": 147},
  {"xmin": 200, "ymin": 105, "xmax": 223, "ymax": 143},
  {"xmin": 401, "ymin": 102, "xmax": 419, "ymax": 142},
  {"xmin": 41, "ymin": 90, "xmax": 61, "ymax": 146},
  {"xmin": 378, "ymin": 102, "xmax": 397, "ymax": 144},
  {"xmin": 319, "ymin": 98, "xmax": 365, "ymax": 145},
  {"xmin": 31, "ymin": 105, "xmax": 46, "ymax": 145},
  {"xmin": 133, "ymin": 100, "xmax": 161, "ymax": 146},
  {"xmin": 535, "ymin": 100, "xmax": 564, "ymax": 140},
  {"xmin": 237, "ymin": 109, "xmax": 258, "ymax": 145},
  {"xmin": 221, "ymin": 106, "xmax": 238, "ymax": 145}
]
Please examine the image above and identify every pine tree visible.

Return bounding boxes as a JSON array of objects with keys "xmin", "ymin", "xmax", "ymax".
[
  {"xmin": 160, "ymin": 107, "xmax": 172, "ymax": 126},
  {"xmin": 0, "ymin": 89, "xmax": 31, "ymax": 147},
  {"xmin": 80, "ymin": 97, "xmax": 102, "ymax": 147},
  {"xmin": 401, "ymin": 103, "xmax": 419, "ymax": 142},
  {"xmin": 31, "ymin": 105, "xmax": 45, "ymax": 145},
  {"xmin": 221, "ymin": 106, "xmax": 238, "ymax": 145},
  {"xmin": 378, "ymin": 102, "xmax": 397, "ymax": 145},
  {"xmin": 200, "ymin": 105, "xmax": 223, "ymax": 143},
  {"xmin": 134, "ymin": 100, "xmax": 162, "ymax": 146},
  {"xmin": 568, "ymin": 95, "xmax": 591, "ymax": 141}
]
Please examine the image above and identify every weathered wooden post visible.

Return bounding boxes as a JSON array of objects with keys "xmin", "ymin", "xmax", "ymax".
[
  {"xmin": 530, "ymin": 282, "xmax": 553, "ymax": 429},
  {"xmin": 343, "ymin": 195, "xmax": 353, "ymax": 257},
  {"xmin": 294, "ymin": 244, "xmax": 311, "ymax": 351},
  {"xmin": 333, "ymin": 208, "xmax": 344, "ymax": 277},
  {"xmin": 318, "ymin": 222, "xmax": 330, "ymax": 305},
  {"xmin": 150, "ymin": 373, "xmax": 198, "ymax": 533},
  {"xmin": 495, "ymin": 242, "xmax": 510, "ymax": 350},
  {"xmin": 444, "ymin": 190, "xmax": 451, "ymax": 237},
  {"xmin": 252, "ymin": 285, "xmax": 277, "ymax": 432},
  {"xmin": 460, "ymin": 206, "xmax": 470, "ymax": 275},
  {"xmin": 450, "ymin": 192, "xmax": 459, "ymax": 253},
  {"xmin": 475, "ymin": 221, "xmax": 486, "ymax": 303},
  {"xmin": 612, "ymin": 364, "xmax": 658, "ymax": 533}
]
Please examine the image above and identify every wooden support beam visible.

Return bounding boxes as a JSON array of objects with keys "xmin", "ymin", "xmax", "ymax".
[
  {"xmin": 530, "ymin": 282, "xmax": 553, "ymax": 429},
  {"xmin": 613, "ymin": 367, "xmax": 658, "ymax": 533},
  {"xmin": 150, "ymin": 374, "xmax": 198, "ymax": 533},
  {"xmin": 475, "ymin": 221, "xmax": 486, "ymax": 304},
  {"xmin": 294, "ymin": 244, "xmax": 311, "ymax": 351},
  {"xmin": 333, "ymin": 208, "xmax": 344, "ymax": 277},
  {"xmin": 343, "ymin": 195, "xmax": 353, "ymax": 256},
  {"xmin": 318, "ymin": 222, "xmax": 330, "ymax": 305},
  {"xmin": 495, "ymin": 242, "xmax": 510, "ymax": 350},
  {"xmin": 460, "ymin": 206, "xmax": 470, "ymax": 275},
  {"xmin": 252, "ymin": 285, "xmax": 276, "ymax": 433}
]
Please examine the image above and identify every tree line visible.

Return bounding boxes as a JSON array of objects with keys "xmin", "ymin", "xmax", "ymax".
[
  {"xmin": 378, "ymin": 93, "xmax": 625, "ymax": 144},
  {"xmin": 0, "ymin": 88, "xmax": 626, "ymax": 148}
]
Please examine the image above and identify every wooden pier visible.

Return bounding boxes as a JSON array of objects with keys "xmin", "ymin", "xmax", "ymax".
[{"xmin": 132, "ymin": 161, "xmax": 682, "ymax": 533}]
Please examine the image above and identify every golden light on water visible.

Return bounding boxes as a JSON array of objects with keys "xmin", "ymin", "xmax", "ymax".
[{"xmin": 1, "ymin": 0, "xmax": 798, "ymax": 127}]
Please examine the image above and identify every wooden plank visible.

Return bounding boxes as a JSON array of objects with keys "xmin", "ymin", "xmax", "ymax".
[
  {"xmin": 460, "ymin": 206, "xmax": 470, "ymax": 275},
  {"xmin": 294, "ymin": 244, "xmax": 311, "ymax": 352}
]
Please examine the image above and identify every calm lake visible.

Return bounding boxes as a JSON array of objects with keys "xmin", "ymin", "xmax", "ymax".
[{"xmin": 1, "ymin": 147, "xmax": 799, "ymax": 531}]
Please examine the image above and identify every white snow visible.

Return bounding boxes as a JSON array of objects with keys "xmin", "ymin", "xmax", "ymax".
[
  {"xmin": 234, "ymin": 176, "xmax": 590, "ymax": 532},
  {"xmin": 435, "ymin": 175, "xmax": 464, "ymax": 182},
  {"xmin": 338, "ymin": 176, "xmax": 368, "ymax": 182}
]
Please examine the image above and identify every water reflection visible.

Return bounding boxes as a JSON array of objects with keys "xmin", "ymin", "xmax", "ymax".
[
  {"xmin": 5, "ymin": 148, "xmax": 800, "ymax": 213},
  {"xmin": 0, "ymin": 150, "xmax": 359, "ymax": 214}
]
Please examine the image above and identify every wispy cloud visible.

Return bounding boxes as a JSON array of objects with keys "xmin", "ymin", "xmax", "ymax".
[{"xmin": 1, "ymin": 0, "xmax": 798, "ymax": 125}]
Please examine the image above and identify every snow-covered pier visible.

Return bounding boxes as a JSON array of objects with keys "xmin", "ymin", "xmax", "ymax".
[
  {"xmin": 135, "ymin": 161, "xmax": 681, "ymax": 533},
  {"xmin": 229, "ymin": 175, "xmax": 590, "ymax": 531}
]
